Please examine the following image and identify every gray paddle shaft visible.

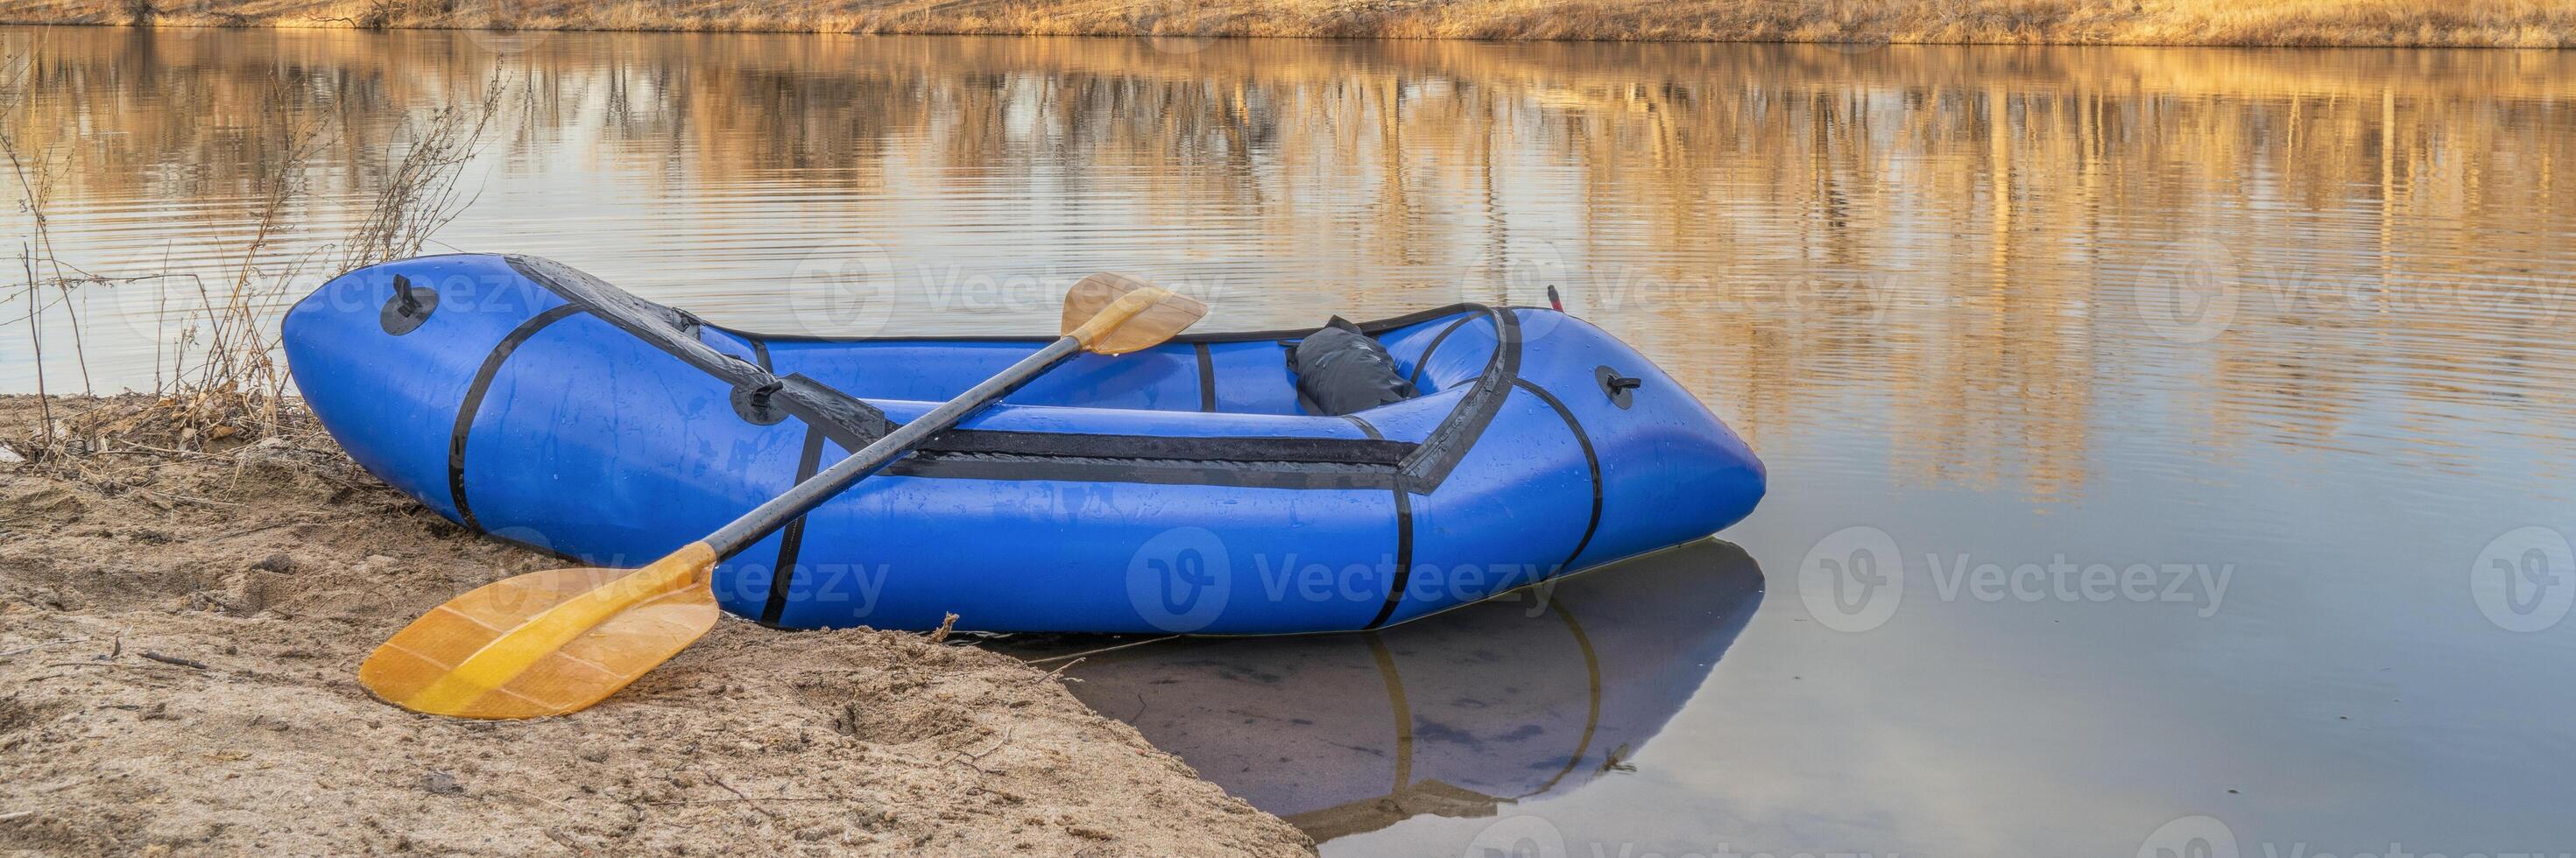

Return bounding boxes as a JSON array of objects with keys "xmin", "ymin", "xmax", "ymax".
[{"xmin": 703, "ymin": 334, "xmax": 1083, "ymax": 558}]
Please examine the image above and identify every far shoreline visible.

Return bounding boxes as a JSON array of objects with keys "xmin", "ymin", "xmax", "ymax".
[{"xmin": 4, "ymin": 0, "xmax": 2572, "ymax": 50}]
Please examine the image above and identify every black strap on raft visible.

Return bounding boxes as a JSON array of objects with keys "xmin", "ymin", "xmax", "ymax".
[
  {"xmin": 380, "ymin": 273, "xmax": 439, "ymax": 335},
  {"xmin": 1193, "ymin": 342, "xmax": 1217, "ymax": 412},
  {"xmin": 1344, "ymin": 415, "xmax": 1416, "ymax": 630},
  {"xmin": 759, "ymin": 427, "xmax": 830, "ymax": 627},
  {"xmin": 1515, "ymin": 378, "xmax": 1606, "ymax": 581},
  {"xmin": 448, "ymin": 303, "xmax": 589, "ymax": 528},
  {"xmin": 1407, "ymin": 315, "xmax": 1474, "ymax": 390}
]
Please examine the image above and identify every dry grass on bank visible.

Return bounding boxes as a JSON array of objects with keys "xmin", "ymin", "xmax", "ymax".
[
  {"xmin": 2, "ymin": 54, "xmax": 502, "ymax": 459},
  {"xmin": 4, "ymin": 0, "xmax": 2573, "ymax": 47}
]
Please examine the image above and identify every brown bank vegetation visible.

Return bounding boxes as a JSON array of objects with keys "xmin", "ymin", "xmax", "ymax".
[{"xmin": 5, "ymin": 0, "xmax": 2574, "ymax": 47}]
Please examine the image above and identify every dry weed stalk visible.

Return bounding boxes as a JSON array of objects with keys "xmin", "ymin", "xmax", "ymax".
[
  {"xmin": 179, "ymin": 88, "xmax": 336, "ymax": 441},
  {"xmin": 7, "ymin": 63, "xmax": 512, "ymax": 461},
  {"xmin": 341, "ymin": 68, "xmax": 508, "ymax": 272}
]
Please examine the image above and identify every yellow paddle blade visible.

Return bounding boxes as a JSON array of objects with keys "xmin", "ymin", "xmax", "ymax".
[
  {"xmin": 357, "ymin": 542, "xmax": 720, "ymax": 719},
  {"xmin": 1061, "ymin": 273, "xmax": 1209, "ymax": 355}
]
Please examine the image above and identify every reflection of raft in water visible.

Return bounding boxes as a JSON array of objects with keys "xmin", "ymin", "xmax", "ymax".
[{"xmin": 1020, "ymin": 539, "xmax": 1763, "ymax": 842}]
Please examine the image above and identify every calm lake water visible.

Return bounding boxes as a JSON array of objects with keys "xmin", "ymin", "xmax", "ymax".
[{"xmin": 8, "ymin": 26, "xmax": 2576, "ymax": 856}]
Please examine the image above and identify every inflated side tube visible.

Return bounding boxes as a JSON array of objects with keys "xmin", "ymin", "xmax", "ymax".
[{"xmin": 283, "ymin": 254, "xmax": 1766, "ymax": 634}]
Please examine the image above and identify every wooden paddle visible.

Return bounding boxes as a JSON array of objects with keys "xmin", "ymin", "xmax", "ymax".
[{"xmin": 358, "ymin": 274, "xmax": 1208, "ymax": 719}]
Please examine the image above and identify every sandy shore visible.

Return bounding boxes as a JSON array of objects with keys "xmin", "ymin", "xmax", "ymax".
[
  {"xmin": 0, "ymin": 394, "xmax": 1312, "ymax": 856},
  {"xmin": 4, "ymin": 0, "xmax": 2572, "ymax": 47}
]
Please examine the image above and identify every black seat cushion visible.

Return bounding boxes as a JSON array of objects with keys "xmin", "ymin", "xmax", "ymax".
[{"xmin": 1287, "ymin": 317, "xmax": 1420, "ymax": 416}]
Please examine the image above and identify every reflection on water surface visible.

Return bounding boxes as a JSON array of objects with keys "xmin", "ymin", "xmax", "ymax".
[
  {"xmin": 6, "ymin": 27, "xmax": 2576, "ymax": 857},
  {"xmin": 1008, "ymin": 541, "xmax": 1761, "ymax": 845}
]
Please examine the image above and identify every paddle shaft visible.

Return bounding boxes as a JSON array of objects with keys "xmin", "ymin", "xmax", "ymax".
[{"xmin": 702, "ymin": 334, "xmax": 1083, "ymax": 558}]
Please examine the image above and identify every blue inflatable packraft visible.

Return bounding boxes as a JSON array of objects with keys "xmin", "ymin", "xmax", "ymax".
[{"xmin": 283, "ymin": 254, "xmax": 1764, "ymax": 634}]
